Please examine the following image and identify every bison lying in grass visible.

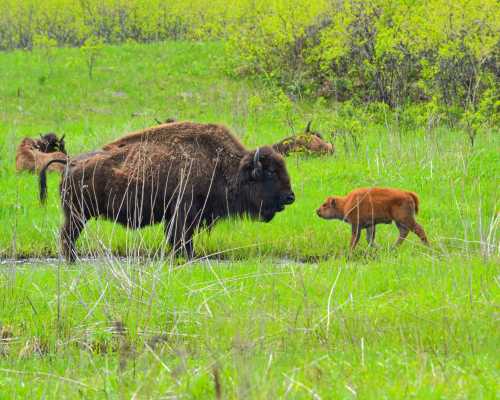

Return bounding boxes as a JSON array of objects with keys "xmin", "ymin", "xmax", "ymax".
[
  {"xmin": 39, "ymin": 121, "xmax": 295, "ymax": 261},
  {"xmin": 16, "ymin": 133, "xmax": 67, "ymax": 173},
  {"xmin": 317, "ymin": 187, "xmax": 429, "ymax": 251},
  {"xmin": 157, "ymin": 119, "xmax": 334, "ymax": 156},
  {"xmin": 272, "ymin": 121, "xmax": 333, "ymax": 156}
]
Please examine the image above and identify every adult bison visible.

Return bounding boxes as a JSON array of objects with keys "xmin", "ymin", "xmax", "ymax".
[
  {"xmin": 39, "ymin": 121, "xmax": 295, "ymax": 261},
  {"xmin": 272, "ymin": 121, "xmax": 333, "ymax": 156},
  {"xmin": 16, "ymin": 133, "xmax": 67, "ymax": 173}
]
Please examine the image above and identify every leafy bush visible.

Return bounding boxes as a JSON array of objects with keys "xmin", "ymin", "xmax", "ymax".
[
  {"xmin": 0, "ymin": 0, "xmax": 497, "ymax": 123},
  {"xmin": 0, "ymin": 0, "xmax": 232, "ymax": 50},
  {"xmin": 229, "ymin": 0, "xmax": 499, "ymax": 120}
]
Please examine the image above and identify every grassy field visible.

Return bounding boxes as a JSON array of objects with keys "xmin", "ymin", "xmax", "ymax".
[{"xmin": 0, "ymin": 41, "xmax": 498, "ymax": 398}]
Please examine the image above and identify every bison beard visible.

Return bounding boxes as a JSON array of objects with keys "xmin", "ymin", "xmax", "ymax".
[{"xmin": 39, "ymin": 122, "xmax": 295, "ymax": 262}]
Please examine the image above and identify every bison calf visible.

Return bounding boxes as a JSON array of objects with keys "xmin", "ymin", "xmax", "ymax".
[{"xmin": 316, "ymin": 188, "xmax": 429, "ymax": 251}]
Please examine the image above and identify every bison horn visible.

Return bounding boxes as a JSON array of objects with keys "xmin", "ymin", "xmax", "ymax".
[
  {"xmin": 251, "ymin": 148, "xmax": 263, "ymax": 180},
  {"xmin": 60, "ymin": 134, "xmax": 65, "ymax": 141},
  {"xmin": 305, "ymin": 120, "xmax": 312, "ymax": 133},
  {"xmin": 253, "ymin": 148, "xmax": 260, "ymax": 165}
]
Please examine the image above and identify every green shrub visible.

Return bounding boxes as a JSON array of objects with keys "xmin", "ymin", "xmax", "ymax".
[
  {"xmin": 229, "ymin": 0, "xmax": 499, "ymax": 121},
  {"xmin": 0, "ymin": 0, "xmax": 497, "ymax": 123}
]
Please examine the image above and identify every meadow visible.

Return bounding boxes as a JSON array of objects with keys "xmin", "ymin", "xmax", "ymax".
[{"xmin": 0, "ymin": 41, "xmax": 498, "ymax": 398}]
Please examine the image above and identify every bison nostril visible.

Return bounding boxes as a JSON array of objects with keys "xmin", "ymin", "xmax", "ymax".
[{"xmin": 285, "ymin": 192, "xmax": 295, "ymax": 204}]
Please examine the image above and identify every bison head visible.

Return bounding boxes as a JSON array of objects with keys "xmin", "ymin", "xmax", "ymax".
[
  {"xmin": 238, "ymin": 146, "xmax": 295, "ymax": 222},
  {"xmin": 38, "ymin": 133, "xmax": 67, "ymax": 154},
  {"xmin": 303, "ymin": 121, "xmax": 333, "ymax": 154},
  {"xmin": 317, "ymin": 197, "xmax": 343, "ymax": 220}
]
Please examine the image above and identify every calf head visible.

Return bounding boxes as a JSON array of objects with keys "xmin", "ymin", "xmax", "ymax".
[
  {"xmin": 317, "ymin": 197, "xmax": 343, "ymax": 220},
  {"xmin": 238, "ymin": 146, "xmax": 295, "ymax": 222}
]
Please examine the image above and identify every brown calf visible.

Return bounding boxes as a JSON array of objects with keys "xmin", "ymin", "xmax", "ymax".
[
  {"xmin": 317, "ymin": 187, "xmax": 429, "ymax": 251},
  {"xmin": 16, "ymin": 134, "xmax": 67, "ymax": 173}
]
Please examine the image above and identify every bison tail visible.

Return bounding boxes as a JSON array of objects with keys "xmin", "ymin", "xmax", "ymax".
[
  {"xmin": 408, "ymin": 191, "xmax": 420, "ymax": 214},
  {"xmin": 39, "ymin": 159, "xmax": 67, "ymax": 204}
]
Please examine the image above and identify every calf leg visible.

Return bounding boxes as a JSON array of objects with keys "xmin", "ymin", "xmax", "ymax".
[
  {"xmin": 349, "ymin": 224, "xmax": 361, "ymax": 252},
  {"xmin": 413, "ymin": 223, "xmax": 430, "ymax": 246},
  {"xmin": 395, "ymin": 222, "xmax": 410, "ymax": 246},
  {"xmin": 396, "ymin": 215, "xmax": 429, "ymax": 247},
  {"xmin": 366, "ymin": 225, "xmax": 377, "ymax": 247}
]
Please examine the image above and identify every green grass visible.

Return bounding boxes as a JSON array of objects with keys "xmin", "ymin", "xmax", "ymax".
[
  {"xmin": 0, "ymin": 41, "xmax": 498, "ymax": 398},
  {"xmin": 1, "ymin": 256, "xmax": 498, "ymax": 398}
]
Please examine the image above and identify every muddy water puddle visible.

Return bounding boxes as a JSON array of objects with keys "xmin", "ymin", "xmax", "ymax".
[{"xmin": 0, "ymin": 254, "xmax": 318, "ymax": 267}]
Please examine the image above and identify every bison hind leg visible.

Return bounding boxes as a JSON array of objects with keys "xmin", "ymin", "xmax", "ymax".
[
  {"xmin": 413, "ymin": 223, "xmax": 430, "ymax": 246},
  {"xmin": 394, "ymin": 221, "xmax": 410, "ymax": 247},
  {"xmin": 61, "ymin": 212, "xmax": 87, "ymax": 262},
  {"xmin": 395, "ymin": 217, "xmax": 429, "ymax": 248}
]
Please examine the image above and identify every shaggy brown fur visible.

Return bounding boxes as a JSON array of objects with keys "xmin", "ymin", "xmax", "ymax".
[
  {"xmin": 272, "ymin": 121, "xmax": 334, "ymax": 156},
  {"xmin": 317, "ymin": 187, "xmax": 429, "ymax": 251},
  {"xmin": 39, "ymin": 121, "xmax": 295, "ymax": 262},
  {"xmin": 155, "ymin": 119, "xmax": 333, "ymax": 156},
  {"xmin": 16, "ymin": 134, "xmax": 67, "ymax": 173}
]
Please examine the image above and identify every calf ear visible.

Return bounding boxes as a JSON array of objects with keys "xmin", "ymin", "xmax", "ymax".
[
  {"xmin": 329, "ymin": 197, "xmax": 336, "ymax": 207},
  {"xmin": 251, "ymin": 148, "xmax": 263, "ymax": 180}
]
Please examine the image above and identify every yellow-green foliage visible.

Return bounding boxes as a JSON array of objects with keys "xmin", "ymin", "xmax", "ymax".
[
  {"xmin": 0, "ymin": 0, "xmax": 236, "ymax": 49},
  {"xmin": 0, "ymin": 0, "xmax": 498, "ymax": 115},
  {"xmin": 229, "ymin": 0, "xmax": 499, "ymax": 114}
]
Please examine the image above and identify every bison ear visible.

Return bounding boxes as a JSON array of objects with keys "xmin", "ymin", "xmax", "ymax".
[{"xmin": 251, "ymin": 148, "xmax": 263, "ymax": 180}]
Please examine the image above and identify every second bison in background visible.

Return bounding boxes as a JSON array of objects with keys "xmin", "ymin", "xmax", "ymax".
[
  {"xmin": 16, "ymin": 133, "xmax": 67, "ymax": 173},
  {"xmin": 40, "ymin": 121, "xmax": 295, "ymax": 261},
  {"xmin": 272, "ymin": 121, "xmax": 333, "ymax": 156},
  {"xmin": 317, "ymin": 188, "xmax": 429, "ymax": 251}
]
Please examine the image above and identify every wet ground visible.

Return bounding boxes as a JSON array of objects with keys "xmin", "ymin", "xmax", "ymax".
[{"xmin": 0, "ymin": 254, "xmax": 319, "ymax": 267}]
